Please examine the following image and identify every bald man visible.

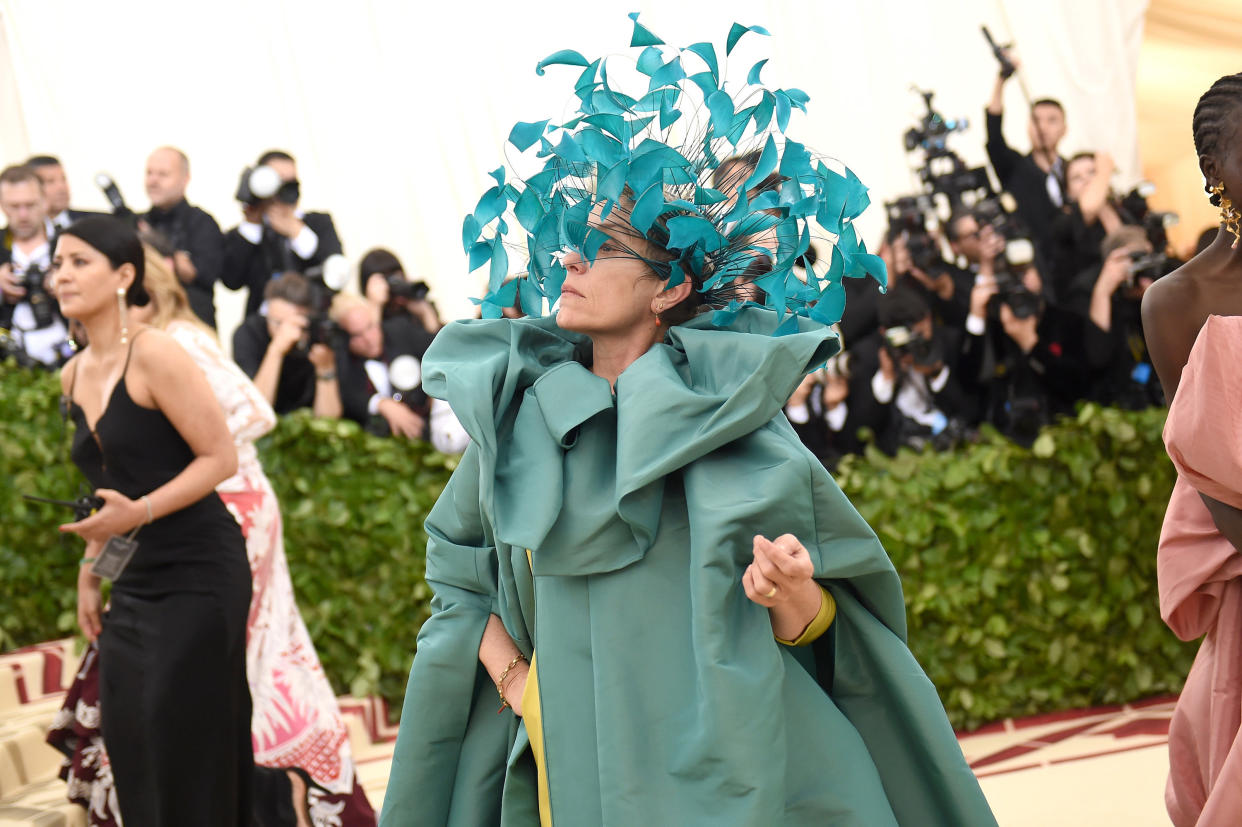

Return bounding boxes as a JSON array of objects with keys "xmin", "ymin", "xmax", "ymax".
[{"xmin": 141, "ymin": 146, "xmax": 224, "ymax": 328}]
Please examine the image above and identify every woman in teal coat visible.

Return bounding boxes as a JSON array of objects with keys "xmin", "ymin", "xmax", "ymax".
[{"xmin": 381, "ymin": 19, "xmax": 996, "ymax": 827}]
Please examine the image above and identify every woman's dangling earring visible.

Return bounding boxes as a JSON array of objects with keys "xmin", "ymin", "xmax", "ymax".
[
  {"xmin": 117, "ymin": 287, "xmax": 129, "ymax": 344},
  {"xmin": 655, "ymin": 301, "xmax": 664, "ymax": 326},
  {"xmin": 1211, "ymin": 182, "xmax": 1241, "ymax": 249}
]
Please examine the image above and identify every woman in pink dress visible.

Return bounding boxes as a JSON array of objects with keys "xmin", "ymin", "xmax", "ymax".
[
  {"xmin": 1142, "ymin": 71, "xmax": 1242, "ymax": 826},
  {"xmin": 49, "ymin": 249, "xmax": 376, "ymax": 826}
]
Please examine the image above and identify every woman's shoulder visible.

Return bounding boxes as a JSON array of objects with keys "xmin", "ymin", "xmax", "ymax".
[
  {"xmin": 59, "ymin": 351, "xmax": 84, "ymax": 395},
  {"xmin": 128, "ymin": 326, "xmax": 194, "ymax": 375}
]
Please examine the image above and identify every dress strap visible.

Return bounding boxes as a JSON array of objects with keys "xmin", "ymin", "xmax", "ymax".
[{"xmin": 121, "ymin": 327, "xmax": 152, "ymax": 378}]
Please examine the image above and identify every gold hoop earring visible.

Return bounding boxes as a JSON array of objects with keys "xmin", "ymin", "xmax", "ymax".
[
  {"xmin": 117, "ymin": 287, "xmax": 129, "ymax": 344},
  {"xmin": 1211, "ymin": 183, "xmax": 1241, "ymax": 249}
]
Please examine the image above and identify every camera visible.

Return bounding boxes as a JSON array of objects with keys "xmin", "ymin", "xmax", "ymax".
[
  {"xmin": 236, "ymin": 165, "xmax": 300, "ymax": 207},
  {"xmin": 1128, "ymin": 251, "xmax": 1177, "ymax": 284},
  {"xmin": 301, "ymin": 254, "xmax": 351, "ymax": 349},
  {"xmin": 95, "ymin": 173, "xmax": 138, "ymax": 226},
  {"xmin": 885, "ymin": 196, "xmax": 947, "ymax": 275},
  {"xmin": 904, "ymin": 89, "xmax": 969, "ymax": 158},
  {"xmin": 883, "ymin": 325, "xmax": 942, "ymax": 368},
  {"xmin": 387, "ymin": 274, "xmax": 430, "ymax": 302},
  {"xmin": 991, "ymin": 268, "xmax": 1043, "ymax": 320},
  {"xmin": 18, "ymin": 263, "xmax": 56, "ymax": 329}
]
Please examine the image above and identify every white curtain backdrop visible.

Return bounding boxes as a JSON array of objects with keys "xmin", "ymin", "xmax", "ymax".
[{"xmin": 0, "ymin": 0, "xmax": 1146, "ymax": 345}]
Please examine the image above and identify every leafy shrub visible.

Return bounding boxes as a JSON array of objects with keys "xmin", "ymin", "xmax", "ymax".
[
  {"xmin": 1, "ymin": 363, "xmax": 1197, "ymax": 728},
  {"xmin": 836, "ymin": 404, "xmax": 1195, "ymax": 729}
]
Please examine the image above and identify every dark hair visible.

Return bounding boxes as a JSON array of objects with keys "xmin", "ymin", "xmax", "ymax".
[
  {"xmin": 0, "ymin": 164, "xmax": 41, "ymax": 189},
  {"xmin": 1031, "ymin": 98, "xmax": 1065, "ymax": 114},
  {"xmin": 258, "ymin": 149, "xmax": 296, "ymax": 167},
  {"xmin": 877, "ymin": 285, "xmax": 930, "ymax": 330},
  {"xmin": 25, "ymin": 155, "xmax": 62, "ymax": 169},
  {"xmin": 60, "ymin": 216, "xmax": 150, "ymax": 307},
  {"xmin": 712, "ymin": 150, "xmax": 783, "ymax": 199},
  {"xmin": 263, "ymin": 271, "xmax": 312, "ymax": 307},
  {"xmin": 358, "ymin": 248, "xmax": 404, "ymax": 294},
  {"xmin": 1193, "ymin": 73, "xmax": 1242, "ymax": 205},
  {"xmin": 945, "ymin": 208, "xmax": 977, "ymax": 243}
]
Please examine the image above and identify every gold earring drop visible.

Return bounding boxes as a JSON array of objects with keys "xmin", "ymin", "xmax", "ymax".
[
  {"xmin": 117, "ymin": 287, "xmax": 129, "ymax": 344},
  {"xmin": 1212, "ymin": 183, "xmax": 1241, "ymax": 249}
]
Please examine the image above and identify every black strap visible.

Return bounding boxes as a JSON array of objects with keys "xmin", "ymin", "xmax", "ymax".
[{"xmin": 120, "ymin": 326, "xmax": 151, "ymax": 377}]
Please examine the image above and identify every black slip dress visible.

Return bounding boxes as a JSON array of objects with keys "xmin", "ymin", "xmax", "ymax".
[{"xmin": 67, "ymin": 330, "xmax": 254, "ymax": 825}]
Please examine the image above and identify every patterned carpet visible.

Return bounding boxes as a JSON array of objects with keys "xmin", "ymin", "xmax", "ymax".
[{"xmin": 2, "ymin": 640, "xmax": 1176, "ymax": 825}]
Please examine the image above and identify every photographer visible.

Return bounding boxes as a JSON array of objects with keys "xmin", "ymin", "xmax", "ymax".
[
  {"xmin": 851, "ymin": 286, "xmax": 974, "ymax": 454},
  {"xmin": 222, "ymin": 150, "xmax": 343, "ymax": 317},
  {"xmin": 958, "ymin": 254, "xmax": 1087, "ymax": 445},
  {"xmin": 1048, "ymin": 151, "xmax": 1126, "ymax": 300},
  {"xmin": 985, "ymin": 52, "xmax": 1067, "ymax": 266},
  {"xmin": 784, "ymin": 352, "xmax": 866, "ymax": 469},
  {"xmin": 140, "ymin": 147, "xmax": 225, "ymax": 328},
  {"xmin": 1072, "ymin": 226, "xmax": 1166, "ymax": 408},
  {"xmin": 358, "ymin": 247, "xmax": 442, "ymax": 333},
  {"xmin": 231, "ymin": 271, "xmax": 342, "ymax": 417},
  {"xmin": 26, "ymin": 155, "xmax": 103, "ymax": 231},
  {"xmin": 0, "ymin": 164, "xmax": 70, "ymax": 366},
  {"xmin": 329, "ymin": 293, "xmax": 439, "ymax": 440}
]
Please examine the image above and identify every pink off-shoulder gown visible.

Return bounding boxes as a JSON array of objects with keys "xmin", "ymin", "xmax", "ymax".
[{"xmin": 1159, "ymin": 314, "xmax": 1242, "ymax": 826}]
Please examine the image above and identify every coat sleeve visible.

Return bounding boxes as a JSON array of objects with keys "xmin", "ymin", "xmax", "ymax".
[
  {"xmin": 380, "ymin": 444, "xmax": 512, "ymax": 827},
  {"xmin": 682, "ymin": 423, "xmax": 996, "ymax": 827}
]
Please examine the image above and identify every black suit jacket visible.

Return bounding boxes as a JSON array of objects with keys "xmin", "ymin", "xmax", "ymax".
[
  {"xmin": 222, "ymin": 211, "xmax": 343, "ymax": 316},
  {"xmin": 335, "ymin": 316, "xmax": 437, "ymax": 430},
  {"xmin": 141, "ymin": 199, "xmax": 224, "ymax": 328}
]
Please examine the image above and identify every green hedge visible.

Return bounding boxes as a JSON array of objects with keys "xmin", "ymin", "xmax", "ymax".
[
  {"xmin": 1, "ymin": 362, "xmax": 1196, "ymax": 729},
  {"xmin": 836, "ymin": 405, "xmax": 1193, "ymax": 729}
]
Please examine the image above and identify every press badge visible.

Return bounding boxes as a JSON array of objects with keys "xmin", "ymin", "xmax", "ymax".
[{"xmin": 92, "ymin": 529, "xmax": 139, "ymax": 581}]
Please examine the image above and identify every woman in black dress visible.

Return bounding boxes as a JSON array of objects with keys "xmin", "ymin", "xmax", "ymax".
[{"xmin": 52, "ymin": 216, "xmax": 254, "ymax": 825}]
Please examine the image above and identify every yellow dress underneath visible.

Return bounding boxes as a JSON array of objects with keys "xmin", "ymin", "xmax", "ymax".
[{"xmin": 518, "ymin": 558, "xmax": 836, "ymax": 827}]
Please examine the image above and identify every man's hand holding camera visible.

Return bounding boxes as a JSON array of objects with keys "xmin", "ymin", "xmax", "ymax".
[
  {"xmin": 378, "ymin": 397, "xmax": 426, "ymax": 440},
  {"xmin": 1000, "ymin": 304, "xmax": 1039, "ymax": 353},
  {"xmin": 0, "ymin": 262, "xmax": 23, "ymax": 302},
  {"xmin": 265, "ymin": 201, "xmax": 306, "ymax": 240},
  {"xmin": 270, "ymin": 311, "xmax": 309, "ymax": 357}
]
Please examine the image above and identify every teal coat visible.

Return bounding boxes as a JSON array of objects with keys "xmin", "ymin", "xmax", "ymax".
[{"xmin": 380, "ymin": 309, "xmax": 995, "ymax": 826}]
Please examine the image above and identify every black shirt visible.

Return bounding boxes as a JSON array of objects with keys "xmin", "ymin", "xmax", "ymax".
[
  {"xmin": 1048, "ymin": 203, "xmax": 1106, "ymax": 305},
  {"xmin": 142, "ymin": 199, "xmax": 224, "ymax": 328},
  {"xmin": 231, "ymin": 313, "xmax": 316, "ymax": 414},
  {"xmin": 221, "ymin": 212, "xmax": 343, "ymax": 317},
  {"xmin": 985, "ymin": 111, "xmax": 1065, "ymax": 266}
]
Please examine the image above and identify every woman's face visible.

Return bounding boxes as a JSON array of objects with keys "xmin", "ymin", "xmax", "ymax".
[
  {"xmin": 555, "ymin": 218, "xmax": 666, "ymax": 338},
  {"xmin": 51, "ymin": 234, "xmax": 132, "ymax": 321},
  {"xmin": 1065, "ymin": 157, "xmax": 1096, "ymax": 203}
]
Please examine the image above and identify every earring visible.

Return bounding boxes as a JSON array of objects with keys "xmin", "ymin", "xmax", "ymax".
[
  {"xmin": 1211, "ymin": 183, "xmax": 1241, "ymax": 249},
  {"xmin": 116, "ymin": 287, "xmax": 129, "ymax": 344},
  {"xmin": 654, "ymin": 301, "xmax": 664, "ymax": 327}
]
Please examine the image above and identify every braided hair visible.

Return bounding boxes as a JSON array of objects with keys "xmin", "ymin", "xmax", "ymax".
[{"xmin": 1192, "ymin": 72, "xmax": 1242, "ymax": 205}]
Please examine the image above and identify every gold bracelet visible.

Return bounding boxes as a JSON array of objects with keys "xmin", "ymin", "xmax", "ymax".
[{"xmin": 496, "ymin": 653, "xmax": 527, "ymax": 713}]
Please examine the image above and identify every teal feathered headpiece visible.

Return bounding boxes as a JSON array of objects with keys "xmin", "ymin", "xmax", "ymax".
[{"xmin": 464, "ymin": 15, "xmax": 888, "ymax": 333}]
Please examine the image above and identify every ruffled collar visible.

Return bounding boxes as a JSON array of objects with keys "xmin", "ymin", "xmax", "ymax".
[{"xmin": 422, "ymin": 308, "xmax": 839, "ymax": 568}]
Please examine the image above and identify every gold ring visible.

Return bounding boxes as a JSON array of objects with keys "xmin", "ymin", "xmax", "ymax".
[{"xmin": 764, "ymin": 586, "xmax": 778, "ymax": 598}]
